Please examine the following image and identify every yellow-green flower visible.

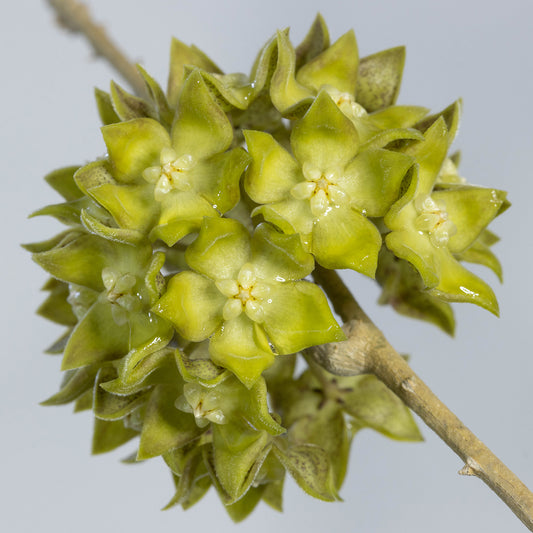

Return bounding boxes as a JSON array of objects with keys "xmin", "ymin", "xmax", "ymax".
[
  {"xmin": 154, "ymin": 217, "xmax": 344, "ymax": 387},
  {"xmin": 245, "ymin": 91, "xmax": 414, "ymax": 276}
]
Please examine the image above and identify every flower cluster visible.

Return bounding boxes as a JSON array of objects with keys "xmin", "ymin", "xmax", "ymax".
[{"xmin": 27, "ymin": 15, "xmax": 506, "ymax": 520}]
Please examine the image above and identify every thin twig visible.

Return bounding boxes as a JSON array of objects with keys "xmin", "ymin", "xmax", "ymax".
[
  {"xmin": 311, "ymin": 265, "xmax": 533, "ymax": 531},
  {"xmin": 47, "ymin": 0, "xmax": 148, "ymax": 98}
]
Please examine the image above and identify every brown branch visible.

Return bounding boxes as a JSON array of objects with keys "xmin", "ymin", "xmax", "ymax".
[
  {"xmin": 311, "ymin": 265, "xmax": 533, "ymax": 531},
  {"xmin": 46, "ymin": 0, "xmax": 148, "ymax": 98}
]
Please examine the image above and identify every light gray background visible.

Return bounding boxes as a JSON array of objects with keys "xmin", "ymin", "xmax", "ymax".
[{"xmin": 2, "ymin": 0, "xmax": 532, "ymax": 531}]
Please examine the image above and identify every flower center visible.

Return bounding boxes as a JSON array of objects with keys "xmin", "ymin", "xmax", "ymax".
[
  {"xmin": 414, "ymin": 196, "xmax": 457, "ymax": 247},
  {"xmin": 326, "ymin": 87, "xmax": 367, "ymax": 121},
  {"xmin": 290, "ymin": 162, "xmax": 347, "ymax": 216},
  {"xmin": 215, "ymin": 264, "xmax": 270, "ymax": 323},
  {"xmin": 101, "ymin": 267, "xmax": 141, "ymax": 324},
  {"xmin": 142, "ymin": 146, "xmax": 196, "ymax": 201},
  {"xmin": 176, "ymin": 383, "xmax": 227, "ymax": 428}
]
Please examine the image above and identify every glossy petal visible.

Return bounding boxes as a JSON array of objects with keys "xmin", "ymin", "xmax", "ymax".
[
  {"xmin": 291, "ymin": 91, "xmax": 359, "ymax": 169},
  {"xmin": 89, "ymin": 182, "xmax": 159, "ymax": 233},
  {"xmin": 244, "ymin": 130, "xmax": 302, "ymax": 204},
  {"xmin": 197, "ymin": 70, "xmax": 252, "ymax": 111},
  {"xmin": 429, "ymin": 251, "xmax": 499, "ymax": 315},
  {"xmin": 193, "ymin": 148, "xmax": 250, "ymax": 213},
  {"xmin": 432, "ymin": 186, "xmax": 507, "ymax": 254},
  {"xmin": 253, "ymin": 199, "xmax": 314, "ymax": 237},
  {"xmin": 340, "ymin": 149, "xmax": 414, "ymax": 216},
  {"xmin": 251, "ymin": 223, "xmax": 314, "ymax": 281},
  {"xmin": 296, "ymin": 30, "xmax": 358, "ymax": 95},
  {"xmin": 312, "ymin": 204, "xmax": 382, "ymax": 276},
  {"xmin": 151, "ymin": 191, "xmax": 219, "ymax": 246},
  {"xmin": 154, "ymin": 271, "xmax": 225, "ymax": 342},
  {"xmin": 270, "ymin": 30, "xmax": 314, "ymax": 114},
  {"xmin": 262, "ymin": 281, "xmax": 344, "ymax": 354},
  {"xmin": 81, "ymin": 210, "xmax": 145, "ymax": 246},
  {"xmin": 209, "ymin": 314, "xmax": 275, "ymax": 388},
  {"xmin": 376, "ymin": 250, "xmax": 455, "ymax": 335},
  {"xmin": 171, "ymin": 70, "xmax": 233, "ymax": 160},
  {"xmin": 102, "ymin": 118, "xmax": 170, "ymax": 183},
  {"xmin": 355, "ymin": 46, "xmax": 405, "ymax": 112},
  {"xmin": 402, "ymin": 116, "xmax": 449, "ymax": 197},
  {"xmin": 385, "ymin": 221, "xmax": 440, "ymax": 288},
  {"xmin": 185, "ymin": 217, "xmax": 251, "ymax": 280}
]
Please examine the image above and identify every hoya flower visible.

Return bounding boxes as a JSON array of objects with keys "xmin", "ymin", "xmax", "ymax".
[
  {"xmin": 259, "ymin": 19, "xmax": 429, "ymax": 142},
  {"xmin": 384, "ymin": 117, "xmax": 508, "ymax": 313},
  {"xmin": 75, "ymin": 70, "xmax": 250, "ymax": 247},
  {"xmin": 245, "ymin": 90, "xmax": 414, "ymax": 276},
  {"xmin": 31, "ymin": 231, "xmax": 172, "ymax": 370},
  {"xmin": 154, "ymin": 217, "xmax": 344, "ymax": 386}
]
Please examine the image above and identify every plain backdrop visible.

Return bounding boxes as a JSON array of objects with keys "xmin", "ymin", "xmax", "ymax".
[{"xmin": 2, "ymin": 1, "xmax": 532, "ymax": 532}]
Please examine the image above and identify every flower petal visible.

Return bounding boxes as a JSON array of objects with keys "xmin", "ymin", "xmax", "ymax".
[
  {"xmin": 429, "ymin": 251, "xmax": 499, "ymax": 315},
  {"xmin": 151, "ymin": 191, "xmax": 219, "ymax": 247},
  {"xmin": 296, "ymin": 30, "xmax": 359, "ymax": 95},
  {"xmin": 171, "ymin": 70, "xmax": 233, "ymax": 160},
  {"xmin": 312, "ymin": 204, "xmax": 381, "ymax": 276},
  {"xmin": 167, "ymin": 38, "xmax": 222, "ymax": 108},
  {"xmin": 212, "ymin": 423, "xmax": 270, "ymax": 502},
  {"xmin": 138, "ymin": 384, "xmax": 201, "ymax": 459},
  {"xmin": 61, "ymin": 299, "xmax": 130, "ymax": 370},
  {"xmin": 44, "ymin": 166, "xmax": 84, "ymax": 201},
  {"xmin": 294, "ymin": 14, "xmax": 330, "ymax": 69},
  {"xmin": 244, "ymin": 130, "xmax": 302, "ymax": 203},
  {"xmin": 432, "ymin": 186, "xmax": 508, "ymax": 254},
  {"xmin": 401, "ymin": 116, "xmax": 449, "ymax": 197},
  {"xmin": 291, "ymin": 91, "xmax": 359, "ymax": 169},
  {"xmin": 185, "ymin": 217, "xmax": 251, "ymax": 280},
  {"xmin": 251, "ymin": 222, "xmax": 314, "ymax": 281},
  {"xmin": 153, "ymin": 270, "xmax": 225, "ymax": 342},
  {"xmin": 88, "ymin": 182, "xmax": 159, "ymax": 233},
  {"xmin": 261, "ymin": 280, "xmax": 345, "ymax": 354},
  {"xmin": 355, "ymin": 46, "xmax": 405, "ymax": 112},
  {"xmin": 102, "ymin": 118, "xmax": 171, "ymax": 183},
  {"xmin": 253, "ymin": 197, "xmax": 314, "ymax": 237},
  {"xmin": 385, "ymin": 223, "xmax": 440, "ymax": 288},
  {"xmin": 340, "ymin": 149, "xmax": 414, "ymax": 216},
  {"xmin": 270, "ymin": 30, "xmax": 315, "ymax": 114},
  {"xmin": 209, "ymin": 314, "xmax": 275, "ymax": 388}
]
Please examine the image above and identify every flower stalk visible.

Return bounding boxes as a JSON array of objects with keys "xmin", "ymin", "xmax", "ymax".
[{"xmin": 310, "ymin": 265, "xmax": 533, "ymax": 531}]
